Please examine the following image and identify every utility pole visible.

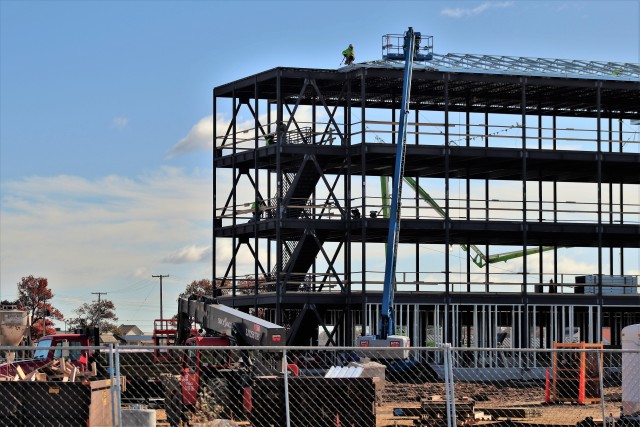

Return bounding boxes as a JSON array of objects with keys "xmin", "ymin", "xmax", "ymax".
[
  {"xmin": 92, "ymin": 292, "xmax": 108, "ymax": 332},
  {"xmin": 152, "ymin": 275, "xmax": 169, "ymax": 320},
  {"xmin": 42, "ymin": 297, "xmax": 47, "ymax": 339}
]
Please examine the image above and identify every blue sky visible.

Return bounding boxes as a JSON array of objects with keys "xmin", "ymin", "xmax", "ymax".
[{"xmin": 1, "ymin": 1, "xmax": 639, "ymax": 332}]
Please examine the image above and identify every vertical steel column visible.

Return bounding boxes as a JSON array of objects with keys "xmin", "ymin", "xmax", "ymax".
[
  {"xmin": 267, "ymin": 101, "xmax": 272, "ymax": 274},
  {"xmin": 618, "ymin": 118, "xmax": 624, "ymax": 274},
  {"xmin": 466, "ymin": 94, "xmax": 471, "ymax": 147},
  {"xmin": 521, "ymin": 78, "xmax": 529, "ymax": 347},
  {"xmin": 360, "ymin": 71, "xmax": 368, "ymax": 329},
  {"xmin": 311, "ymin": 99, "xmax": 317, "ymax": 289},
  {"xmin": 231, "ymin": 92, "xmax": 238, "ymax": 299},
  {"xmin": 608, "ymin": 117, "xmax": 614, "ymax": 275},
  {"xmin": 444, "ymin": 73, "xmax": 451, "ymax": 342},
  {"xmin": 413, "ymin": 304, "xmax": 419, "ymax": 350},
  {"xmin": 552, "ymin": 113, "xmax": 559, "ymax": 286},
  {"xmin": 596, "ymin": 82, "xmax": 604, "ymax": 330},
  {"xmin": 538, "ymin": 112, "xmax": 544, "ymax": 289},
  {"xmin": 254, "ymin": 78, "xmax": 260, "ymax": 307},
  {"xmin": 484, "ymin": 111, "xmax": 490, "ymax": 293},
  {"xmin": 466, "ymin": 100, "xmax": 471, "ymax": 293},
  {"xmin": 345, "ymin": 76, "xmax": 353, "ymax": 345},
  {"xmin": 415, "ymin": 109, "xmax": 420, "ymax": 292},
  {"xmin": 213, "ymin": 90, "xmax": 218, "ymax": 297},
  {"xmin": 275, "ymin": 70, "xmax": 283, "ymax": 325}
]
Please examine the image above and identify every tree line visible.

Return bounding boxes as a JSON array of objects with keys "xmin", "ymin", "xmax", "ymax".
[{"xmin": 3, "ymin": 275, "xmax": 236, "ymax": 342}]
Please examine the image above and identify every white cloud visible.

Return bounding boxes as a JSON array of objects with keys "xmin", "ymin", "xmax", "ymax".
[
  {"xmin": 167, "ymin": 115, "xmax": 215, "ymax": 158},
  {"xmin": 111, "ymin": 117, "xmax": 128, "ymax": 129},
  {"xmin": 0, "ymin": 168, "xmax": 213, "ymax": 309},
  {"xmin": 167, "ymin": 106, "xmax": 319, "ymax": 158},
  {"xmin": 441, "ymin": 1, "xmax": 513, "ymax": 18},
  {"xmin": 163, "ymin": 245, "xmax": 211, "ymax": 264}
]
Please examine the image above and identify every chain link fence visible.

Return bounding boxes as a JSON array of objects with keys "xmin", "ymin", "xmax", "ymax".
[{"xmin": 1, "ymin": 344, "xmax": 639, "ymax": 426}]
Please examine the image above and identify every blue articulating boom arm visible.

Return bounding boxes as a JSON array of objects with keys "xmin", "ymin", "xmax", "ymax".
[{"xmin": 380, "ymin": 27, "xmax": 421, "ymax": 340}]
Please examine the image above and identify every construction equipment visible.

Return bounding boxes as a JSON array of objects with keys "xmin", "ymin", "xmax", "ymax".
[
  {"xmin": 174, "ymin": 295, "xmax": 285, "ymax": 347},
  {"xmin": 163, "ymin": 295, "xmax": 291, "ymax": 426},
  {"xmin": 0, "ymin": 305, "xmax": 31, "ymax": 364},
  {"xmin": 0, "ymin": 305, "xmax": 30, "ymax": 347},
  {"xmin": 356, "ymin": 28, "xmax": 432, "ymax": 354}
]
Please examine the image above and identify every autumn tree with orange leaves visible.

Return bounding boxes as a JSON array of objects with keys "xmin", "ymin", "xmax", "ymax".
[
  {"xmin": 179, "ymin": 279, "xmax": 214, "ymax": 299},
  {"xmin": 16, "ymin": 275, "xmax": 63, "ymax": 340},
  {"xmin": 179, "ymin": 277, "xmax": 267, "ymax": 301}
]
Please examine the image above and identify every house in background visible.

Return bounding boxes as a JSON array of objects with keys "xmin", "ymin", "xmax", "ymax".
[{"xmin": 114, "ymin": 324, "xmax": 153, "ymax": 346}]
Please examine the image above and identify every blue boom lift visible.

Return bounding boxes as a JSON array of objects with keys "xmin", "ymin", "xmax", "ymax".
[{"xmin": 356, "ymin": 28, "xmax": 432, "ymax": 354}]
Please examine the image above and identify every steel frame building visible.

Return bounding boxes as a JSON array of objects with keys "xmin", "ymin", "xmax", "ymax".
[{"xmin": 212, "ymin": 54, "xmax": 640, "ymax": 353}]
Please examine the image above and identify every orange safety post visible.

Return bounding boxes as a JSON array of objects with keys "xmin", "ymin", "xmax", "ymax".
[
  {"xmin": 544, "ymin": 368, "xmax": 551, "ymax": 403},
  {"xmin": 578, "ymin": 356, "xmax": 586, "ymax": 404}
]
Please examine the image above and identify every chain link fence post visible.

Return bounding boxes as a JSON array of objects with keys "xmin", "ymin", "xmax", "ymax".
[
  {"xmin": 442, "ymin": 344, "xmax": 451, "ymax": 427},
  {"xmin": 283, "ymin": 348, "xmax": 291, "ymax": 427},
  {"xmin": 442, "ymin": 344, "xmax": 458, "ymax": 427},
  {"xmin": 114, "ymin": 342, "xmax": 123, "ymax": 426},
  {"xmin": 107, "ymin": 344, "xmax": 117, "ymax": 427},
  {"xmin": 599, "ymin": 348, "xmax": 606, "ymax": 424},
  {"xmin": 448, "ymin": 345, "xmax": 457, "ymax": 427}
]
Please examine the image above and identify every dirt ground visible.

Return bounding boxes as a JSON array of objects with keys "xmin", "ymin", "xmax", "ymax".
[
  {"xmin": 378, "ymin": 382, "xmax": 623, "ymax": 427},
  {"xmin": 154, "ymin": 382, "xmax": 623, "ymax": 427}
]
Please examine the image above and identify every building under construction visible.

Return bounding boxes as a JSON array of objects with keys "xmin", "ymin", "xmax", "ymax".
[{"xmin": 212, "ymin": 44, "xmax": 640, "ymax": 357}]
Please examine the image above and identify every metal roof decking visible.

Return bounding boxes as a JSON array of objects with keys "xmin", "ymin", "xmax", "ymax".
[{"xmin": 353, "ymin": 52, "xmax": 640, "ymax": 81}]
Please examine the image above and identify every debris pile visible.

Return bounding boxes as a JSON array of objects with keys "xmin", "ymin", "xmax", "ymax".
[{"xmin": 0, "ymin": 357, "xmax": 98, "ymax": 382}]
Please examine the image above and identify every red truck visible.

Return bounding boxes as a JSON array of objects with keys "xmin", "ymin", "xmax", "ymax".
[
  {"xmin": 0, "ymin": 326, "xmax": 180, "ymax": 405},
  {"xmin": 0, "ymin": 328, "xmax": 101, "ymax": 379}
]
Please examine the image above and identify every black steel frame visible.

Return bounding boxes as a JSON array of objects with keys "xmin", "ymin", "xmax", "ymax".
[{"xmin": 212, "ymin": 66, "xmax": 640, "ymax": 347}]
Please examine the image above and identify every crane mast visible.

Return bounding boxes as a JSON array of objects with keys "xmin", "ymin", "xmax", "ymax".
[
  {"xmin": 380, "ymin": 27, "xmax": 420, "ymax": 339},
  {"xmin": 357, "ymin": 28, "xmax": 432, "ymax": 353}
]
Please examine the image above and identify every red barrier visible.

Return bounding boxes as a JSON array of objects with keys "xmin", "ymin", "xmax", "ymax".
[{"xmin": 544, "ymin": 368, "xmax": 551, "ymax": 403}]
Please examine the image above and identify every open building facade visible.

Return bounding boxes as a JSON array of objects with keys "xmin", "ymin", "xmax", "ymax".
[{"xmin": 212, "ymin": 54, "xmax": 640, "ymax": 360}]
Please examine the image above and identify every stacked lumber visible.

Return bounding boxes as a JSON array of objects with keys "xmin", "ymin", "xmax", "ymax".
[{"xmin": 1, "ymin": 357, "xmax": 98, "ymax": 382}]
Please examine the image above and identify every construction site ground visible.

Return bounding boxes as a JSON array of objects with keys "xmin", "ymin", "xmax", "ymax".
[
  {"xmin": 378, "ymin": 382, "xmax": 623, "ymax": 427},
  {"xmin": 152, "ymin": 382, "xmax": 623, "ymax": 427}
]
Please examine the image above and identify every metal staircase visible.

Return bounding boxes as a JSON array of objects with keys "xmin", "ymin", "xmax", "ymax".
[{"xmin": 269, "ymin": 129, "xmax": 329, "ymax": 292}]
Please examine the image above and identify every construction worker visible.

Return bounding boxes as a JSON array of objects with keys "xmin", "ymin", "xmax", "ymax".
[
  {"xmin": 251, "ymin": 198, "xmax": 265, "ymax": 222},
  {"xmin": 342, "ymin": 44, "xmax": 355, "ymax": 65}
]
